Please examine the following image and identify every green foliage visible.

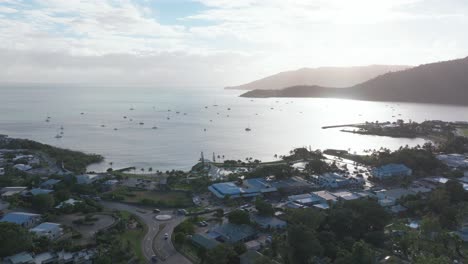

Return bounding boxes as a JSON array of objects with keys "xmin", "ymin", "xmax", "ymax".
[
  {"xmin": 227, "ymin": 210, "xmax": 250, "ymax": 225},
  {"xmin": 205, "ymin": 244, "xmax": 237, "ymax": 264},
  {"xmin": 248, "ymin": 164, "xmax": 293, "ymax": 179},
  {"xmin": 32, "ymin": 193, "xmax": 55, "ymax": 213},
  {"xmin": 174, "ymin": 220, "xmax": 195, "ymax": 235},
  {"xmin": 0, "ymin": 223, "xmax": 33, "ymax": 257},
  {"xmin": 255, "ymin": 198, "xmax": 275, "ymax": 216},
  {"xmin": 0, "ymin": 138, "xmax": 103, "ymax": 173}
]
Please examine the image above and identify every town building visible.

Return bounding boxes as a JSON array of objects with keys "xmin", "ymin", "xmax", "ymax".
[
  {"xmin": 191, "ymin": 234, "xmax": 220, "ymax": 250},
  {"xmin": 0, "ymin": 212, "xmax": 41, "ymax": 228},
  {"xmin": 436, "ymin": 154, "xmax": 468, "ymax": 168},
  {"xmin": 3, "ymin": 252, "xmax": 34, "ymax": 264},
  {"xmin": 311, "ymin": 173, "xmax": 351, "ymax": 188},
  {"xmin": 76, "ymin": 174, "xmax": 101, "ymax": 184},
  {"xmin": 207, "ymin": 223, "xmax": 257, "ymax": 243},
  {"xmin": 40, "ymin": 179, "xmax": 61, "ymax": 189},
  {"xmin": 30, "ymin": 222, "xmax": 63, "ymax": 240},
  {"xmin": 371, "ymin": 164, "xmax": 412, "ymax": 179},
  {"xmin": 251, "ymin": 214, "xmax": 287, "ymax": 229},
  {"xmin": 310, "ymin": 190, "xmax": 338, "ymax": 203},
  {"xmin": 13, "ymin": 164, "xmax": 32, "ymax": 172},
  {"xmin": 208, "ymin": 176, "xmax": 313, "ymax": 199},
  {"xmin": 0, "ymin": 186, "xmax": 27, "ymax": 199},
  {"xmin": 0, "ymin": 167, "xmax": 4, "ymax": 175}
]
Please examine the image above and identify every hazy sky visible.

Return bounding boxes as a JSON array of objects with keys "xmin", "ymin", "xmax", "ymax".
[{"xmin": 1, "ymin": 0, "xmax": 468, "ymax": 87}]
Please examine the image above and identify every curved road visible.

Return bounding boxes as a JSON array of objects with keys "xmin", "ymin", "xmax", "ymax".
[{"xmin": 100, "ymin": 201, "xmax": 191, "ymax": 264}]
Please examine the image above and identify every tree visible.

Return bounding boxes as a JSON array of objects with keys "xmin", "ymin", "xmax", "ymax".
[
  {"xmin": 287, "ymin": 224, "xmax": 323, "ymax": 263},
  {"xmin": 174, "ymin": 232, "xmax": 186, "ymax": 244},
  {"xmin": 445, "ymin": 180, "xmax": 465, "ymax": 204},
  {"xmin": 0, "ymin": 223, "xmax": 33, "ymax": 257},
  {"xmin": 205, "ymin": 244, "xmax": 237, "ymax": 264},
  {"xmin": 255, "ymin": 198, "xmax": 275, "ymax": 216},
  {"xmin": 228, "ymin": 210, "xmax": 250, "ymax": 225},
  {"xmin": 32, "ymin": 194, "xmax": 55, "ymax": 212}
]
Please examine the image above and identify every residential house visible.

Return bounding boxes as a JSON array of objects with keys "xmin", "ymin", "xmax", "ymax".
[
  {"xmin": 191, "ymin": 234, "xmax": 220, "ymax": 250},
  {"xmin": 1, "ymin": 186, "xmax": 27, "ymax": 199},
  {"xmin": 13, "ymin": 164, "xmax": 32, "ymax": 172},
  {"xmin": 331, "ymin": 191, "xmax": 361, "ymax": 201},
  {"xmin": 251, "ymin": 214, "xmax": 287, "ymax": 229},
  {"xmin": 372, "ymin": 164, "xmax": 412, "ymax": 180},
  {"xmin": 27, "ymin": 188, "xmax": 54, "ymax": 196},
  {"xmin": 0, "ymin": 167, "xmax": 4, "ymax": 176},
  {"xmin": 3, "ymin": 252, "xmax": 34, "ymax": 264},
  {"xmin": 311, "ymin": 173, "xmax": 351, "ymax": 188},
  {"xmin": 288, "ymin": 193, "xmax": 322, "ymax": 206},
  {"xmin": 55, "ymin": 198, "xmax": 82, "ymax": 209},
  {"xmin": 310, "ymin": 190, "xmax": 338, "ymax": 203},
  {"xmin": 30, "ymin": 222, "xmax": 63, "ymax": 240},
  {"xmin": 76, "ymin": 174, "xmax": 101, "ymax": 184},
  {"xmin": 436, "ymin": 154, "xmax": 468, "ymax": 168},
  {"xmin": 0, "ymin": 212, "xmax": 41, "ymax": 228},
  {"xmin": 207, "ymin": 223, "xmax": 257, "ymax": 243},
  {"xmin": 40, "ymin": 179, "xmax": 61, "ymax": 189}
]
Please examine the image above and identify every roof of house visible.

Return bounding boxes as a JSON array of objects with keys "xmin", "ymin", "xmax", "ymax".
[
  {"xmin": 40, "ymin": 179, "xmax": 61, "ymax": 187},
  {"xmin": 251, "ymin": 214, "xmax": 287, "ymax": 228},
  {"xmin": 331, "ymin": 191, "xmax": 360, "ymax": 200},
  {"xmin": 4, "ymin": 251, "xmax": 34, "ymax": 264},
  {"xmin": 373, "ymin": 163, "xmax": 411, "ymax": 174},
  {"xmin": 191, "ymin": 234, "xmax": 220, "ymax": 250},
  {"xmin": 30, "ymin": 188, "xmax": 54, "ymax": 196},
  {"xmin": 0, "ymin": 212, "xmax": 40, "ymax": 225},
  {"xmin": 210, "ymin": 223, "xmax": 257, "ymax": 243},
  {"xmin": 312, "ymin": 190, "xmax": 337, "ymax": 202},
  {"xmin": 30, "ymin": 222, "xmax": 61, "ymax": 232}
]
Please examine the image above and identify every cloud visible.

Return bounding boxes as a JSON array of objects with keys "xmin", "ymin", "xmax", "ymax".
[{"xmin": 0, "ymin": 0, "xmax": 467, "ymax": 86}]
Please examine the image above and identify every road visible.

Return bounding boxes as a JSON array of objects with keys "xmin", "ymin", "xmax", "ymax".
[{"xmin": 100, "ymin": 201, "xmax": 191, "ymax": 264}]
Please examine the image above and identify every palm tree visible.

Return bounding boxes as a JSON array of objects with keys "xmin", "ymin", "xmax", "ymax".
[
  {"xmin": 148, "ymin": 167, "xmax": 153, "ymax": 173},
  {"xmin": 140, "ymin": 168, "xmax": 145, "ymax": 174}
]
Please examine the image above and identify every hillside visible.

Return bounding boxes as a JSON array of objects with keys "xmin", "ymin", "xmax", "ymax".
[
  {"xmin": 241, "ymin": 56, "xmax": 468, "ymax": 106},
  {"xmin": 227, "ymin": 65, "xmax": 410, "ymax": 90}
]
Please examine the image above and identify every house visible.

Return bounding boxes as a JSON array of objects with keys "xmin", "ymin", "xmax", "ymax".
[
  {"xmin": 30, "ymin": 222, "xmax": 63, "ymax": 240},
  {"xmin": 251, "ymin": 214, "xmax": 287, "ymax": 229},
  {"xmin": 208, "ymin": 176, "xmax": 313, "ymax": 199},
  {"xmin": 436, "ymin": 154, "xmax": 468, "ymax": 168},
  {"xmin": 288, "ymin": 193, "xmax": 322, "ymax": 206},
  {"xmin": 40, "ymin": 179, "xmax": 61, "ymax": 189},
  {"xmin": 76, "ymin": 174, "xmax": 101, "ymax": 184},
  {"xmin": 310, "ymin": 190, "xmax": 338, "ymax": 203},
  {"xmin": 372, "ymin": 164, "xmax": 412, "ymax": 180},
  {"xmin": 3, "ymin": 252, "xmax": 34, "ymax": 264},
  {"xmin": 331, "ymin": 191, "xmax": 361, "ymax": 201},
  {"xmin": 0, "ymin": 212, "xmax": 41, "ymax": 228},
  {"xmin": 311, "ymin": 173, "xmax": 351, "ymax": 188},
  {"xmin": 374, "ymin": 188, "xmax": 415, "ymax": 207},
  {"xmin": 191, "ymin": 233, "xmax": 220, "ymax": 250},
  {"xmin": 55, "ymin": 198, "xmax": 82, "ymax": 209},
  {"xmin": 239, "ymin": 250, "xmax": 279, "ymax": 264},
  {"xmin": 244, "ymin": 240, "xmax": 262, "ymax": 251},
  {"xmin": 208, "ymin": 223, "xmax": 257, "ymax": 243},
  {"xmin": 28, "ymin": 188, "xmax": 54, "ymax": 196},
  {"xmin": 13, "ymin": 164, "xmax": 32, "ymax": 172},
  {"xmin": 102, "ymin": 179, "xmax": 119, "ymax": 191},
  {"xmin": 1, "ymin": 186, "xmax": 27, "ymax": 199},
  {"xmin": 32, "ymin": 252, "xmax": 56, "ymax": 264},
  {"xmin": 0, "ymin": 167, "xmax": 4, "ymax": 175}
]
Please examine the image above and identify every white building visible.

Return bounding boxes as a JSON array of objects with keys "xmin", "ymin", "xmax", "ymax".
[
  {"xmin": 76, "ymin": 174, "xmax": 101, "ymax": 184},
  {"xmin": 312, "ymin": 173, "xmax": 350, "ymax": 188},
  {"xmin": 0, "ymin": 167, "xmax": 4, "ymax": 176},
  {"xmin": 30, "ymin": 222, "xmax": 63, "ymax": 240},
  {"xmin": 13, "ymin": 164, "xmax": 32, "ymax": 172},
  {"xmin": 372, "ymin": 164, "xmax": 412, "ymax": 180}
]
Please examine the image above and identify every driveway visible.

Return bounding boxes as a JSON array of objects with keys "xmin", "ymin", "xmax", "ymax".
[{"xmin": 100, "ymin": 201, "xmax": 191, "ymax": 264}]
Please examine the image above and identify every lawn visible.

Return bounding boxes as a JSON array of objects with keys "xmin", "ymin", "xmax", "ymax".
[
  {"xmin": 462, "ymin": 128, "xmax": 468, "ymax": 137},
  {"xmin": 104, "ymin": 187, "xmax": 193, "ymax": 208},
  {"xmin": 120, "ymin": 229, "xmax": 145, "ymax": 263}
]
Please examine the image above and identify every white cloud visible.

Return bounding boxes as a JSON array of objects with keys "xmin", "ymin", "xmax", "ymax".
[{"xmin": 0, "ymin": 0, "xmax": 467, "ymax": 86}]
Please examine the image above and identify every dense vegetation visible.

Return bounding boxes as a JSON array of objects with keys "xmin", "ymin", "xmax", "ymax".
[{"xmin": 0, "ymin": 137, "xmax": 103, "ymax": 173}]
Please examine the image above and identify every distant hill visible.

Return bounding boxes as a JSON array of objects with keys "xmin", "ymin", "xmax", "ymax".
[
  {"xmin": 241, "ymin": 56, "xmax": 468, "ymax": 106},
  {"xmin": 227, "ymin": 65, "xmax": 410, "ymax": 90}
]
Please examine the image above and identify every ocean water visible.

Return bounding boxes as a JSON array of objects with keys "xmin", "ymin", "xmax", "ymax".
[{"xmin": 1, "ymin": 85, "xmax": 467, "ymax": 172}]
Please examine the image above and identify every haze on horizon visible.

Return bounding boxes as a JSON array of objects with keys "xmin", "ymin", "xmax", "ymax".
[{"xmin": 1, "ymin": 0, "xmax": 468, "ymax": 87}]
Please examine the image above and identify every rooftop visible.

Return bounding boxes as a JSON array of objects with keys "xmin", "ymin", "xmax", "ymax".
[
  {"xmin": 209, "ymin": 223, "xmax": 257, "ymax": 243},
  {"xmin": 30, "ymin": 222, "xmax": 61, "ymax": 232},
  {"xmin": 0, "ymin": 212, "xmax": 40, "ymax": 225},
  {"xmin": 191, "ymin": 234, "xmax": 220, "ymax": 250}
]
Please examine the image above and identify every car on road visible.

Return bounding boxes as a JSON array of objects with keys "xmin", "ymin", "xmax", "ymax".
[
  {"xmin": 151, "ymin": 255, "xmax": 158, "ymax": 263},
  {"xmin": 153, "ymin": 208, "xmax": 160, "ymax": 213},
  {"xmin": 164, "ymin": 233, "xmax": 169, "ymax": 240}
]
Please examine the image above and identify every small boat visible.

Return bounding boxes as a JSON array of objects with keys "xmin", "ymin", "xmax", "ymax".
[
  {"xmin": 209, "ymin": 120, "xmax": 212, "ymax": 122},
  {"xmin": 227, "ymin": 108, "xmax": 231, "ymax": 110},
  {"xmin": 101, "ymin": 124, "xmax": 106, "ymax": 128},
  {"xmin": 152, "ymin": 126, "xmax": 158, "ymax": 130},
  {"xmin": 204, "ymin": 128, "xmax": 207, "ymax": 132},
  {"xmin": 45, "ymin": 119, "xmax": 50, "ymax": 122},
  {"xmin": 80, "ymin": 112, "xmax": 84, "ymax": 115},
  {"xmin": 55, "ymin": 134, "xmax": 62, "ymax": 139},
  {"xmin": 183, "ymin": 113, "xmax": 187, "ymax": 115},
  {"xmin": 114, "ymin": 128, "xmax": 118, "ymax": 131},
  {"xmin": 129, "ymin": 118, "xmax": 133, "ymax": 121},
  {"xmin": 139, "ymin": 122, "xmax": 144, "ymax": 125},
  {"xmin": 123, "ymin": 116, "xmax": 127, "ymax": 119},
  {"xmin": 167, "ymin": 117, "xmax": 170, "ymax": 120},
  {"xmin": 204, "ymin": 106, "xmax": 208, "ymax": 109},
  {"xmin": 129, "ymin": 107, "xmax": 134, "ymax": 111},
  {"xmin": 60, "ymin": 126, "xmax": 64, "ymax": 130},
  {"xmin": 176, "ymin": 111, "xmax": 180, "ymax": 114},
  {"xmin": 245, "ymin": 127, "xmax": 251, "ymax": 132}
]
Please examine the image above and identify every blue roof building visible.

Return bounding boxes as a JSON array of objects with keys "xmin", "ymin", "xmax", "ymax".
[
  {"xmin": 40, "ymin": 179, "xmax": 61, "ymax": 189},
  {"xmin": 251, "ymin": 214, "xmax": 287, "ymax": 229},
  {"xmin": 0, "ymin": 212, "xmax": 41, "ymax": 228},
  {"xmin": 29, "ymin": 188, "xmax": 54, "ymax": 196},
  {"xmin": 208, "ymin": 176, "xmax": 312, "ymax": 199},
  {"xmin": 372, "ymin": 164, "xmax": 412, "ymax": 180},
  {"xmin": 30, "ymin": 222, "xmax": 63, "ymax": 240},
  {"xmin": 208, "ymin": 223, "xmax": 257, "ymax": 243}
]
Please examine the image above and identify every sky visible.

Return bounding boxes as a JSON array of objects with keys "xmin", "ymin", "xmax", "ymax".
[{"xmin": 0, "ymin": 0, "xmax": 468, "ymax": 87}]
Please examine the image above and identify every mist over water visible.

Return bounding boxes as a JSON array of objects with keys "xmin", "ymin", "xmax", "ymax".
[{"xmin": 1, "ymin": 85, "xmax": 466, "ymax": 172}]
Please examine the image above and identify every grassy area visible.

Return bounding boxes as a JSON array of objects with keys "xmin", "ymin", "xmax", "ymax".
[
  {"xmin": 120, "ymin": 229, "xmax": 145, "ymax": 263},
  {"xmin": 119, "ymin": 211, "xmax": 146, "ymax": 263},
  {"xmin": 104, "ymin": 187, "xmax": 192, "ymax": 208},
  {"xmin": 460, "ymin": 128, "xmax": 468, "ymax": 137}
]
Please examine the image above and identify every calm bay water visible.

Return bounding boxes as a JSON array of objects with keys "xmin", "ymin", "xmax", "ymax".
[{"xmin": 1, "ymin": 85, "xmax": 467, "ymax": 172}]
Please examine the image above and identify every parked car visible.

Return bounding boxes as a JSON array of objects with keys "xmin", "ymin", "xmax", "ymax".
[
  {"xmin": 164, "ymin": 233, "xmax": 169, "ymax": 240},
  {"xmin": 153, "ymin": 208, "xmax": 160, "ymax": 213},
  {"xmin": 151, "ymin": 255, "xmax": 158, "ymax": 263}
]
